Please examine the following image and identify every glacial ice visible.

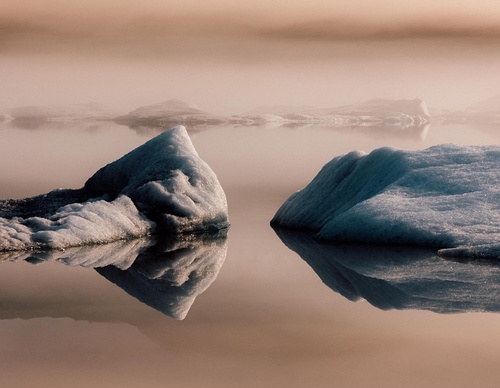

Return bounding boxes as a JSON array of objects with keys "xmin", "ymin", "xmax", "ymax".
[
  {"xmin": 275, "ymin": 229, "xmax": 500, "ymax": 313},
  {"xmin": 111, "ymin": 98, "xmax": 431, "ymax": 130},
  {"xmin": 322, "ymin": 98, "xmax": 431, "ymax": 119},
  {"xmin": 231, "ymin": 99, "xmax": 431, "ymax": 130},
  {"xmin": 271, "ymin": 144, "xmax": 500, "ymax": 258},
  {"xmin": 0, "ymin": 126, "xmax": 228, "ymax": 251}
]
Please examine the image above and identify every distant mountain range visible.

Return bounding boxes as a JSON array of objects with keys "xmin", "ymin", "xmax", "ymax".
[{"xmin": 4, "ymin": 95, "xmax": 500, "ymax": 131}]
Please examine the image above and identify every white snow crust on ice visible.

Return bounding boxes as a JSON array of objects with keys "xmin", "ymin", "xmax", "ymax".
[
  {"xmin": 0, "ymin": 126, "xmax": 228, "ymax": 251},
  {"xmin": 271, "ymin": 144, "xmax": 500, "ymax": 258}
]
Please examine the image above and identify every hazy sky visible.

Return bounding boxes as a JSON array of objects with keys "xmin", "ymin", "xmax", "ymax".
[{"xmin": 2, "ymin": 0, "xmax": 500, "ymax": 113}]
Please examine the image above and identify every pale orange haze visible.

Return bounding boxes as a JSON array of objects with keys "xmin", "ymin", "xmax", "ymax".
[{"xmin": 1, "ymin": 0, "xmax": 500, "ymax": 113}]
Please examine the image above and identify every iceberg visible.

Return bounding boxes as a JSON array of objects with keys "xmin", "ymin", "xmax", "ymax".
[
  {"xmin": 232, "ymin": 98, "xmax": 431, "ymax": 130},
  {"xmin": 115, "ymin": 99, "xmax": 229, "ymax": 130},
  {"xmin": 271, "ymin": 144, "xmax": 500, "ymax": 257},
  {"xmin": 1, "ymin": 234, "xmax": 228, "ymax": 320},
  {"xmin": 315, "ymin": 98, "xmax": 431, "ymax": 119},
  {"xmin": 0, "ymin": 126, "xmax": 228, "ymax": 251},
  {"xmin": 274, "ymin": 229, "xmax": 500, "ymax": 314}
]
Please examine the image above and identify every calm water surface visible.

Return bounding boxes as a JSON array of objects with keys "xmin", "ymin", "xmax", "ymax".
[{"xmin": 1, "ymin": 120, "xmax": 500, "ymax": 387}]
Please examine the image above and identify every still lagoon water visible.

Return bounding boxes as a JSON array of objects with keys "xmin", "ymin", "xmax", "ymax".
[{"xmin": 1, "ymin": 120, "xmax": 500, "ymax": 387}]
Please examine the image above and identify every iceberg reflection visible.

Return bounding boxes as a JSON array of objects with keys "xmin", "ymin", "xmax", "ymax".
[
  {"xmin": 274, "ymin": 228, "xmax": 500, "ymax": 314},
  {"xmin": 0, "ymin": 234, "xmax": 227, "ymax": 320},
  {"xmin": 95, "ymin": 236, "xmax": 227, "ymax": 320}
]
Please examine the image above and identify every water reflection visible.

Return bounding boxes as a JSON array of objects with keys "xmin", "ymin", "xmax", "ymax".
[
  {"xmin": 326, "ymin": 122, "xmax": 430, "ymax": 141},
  {"xmin": 1, "ymin": 117, "xmax": 222, "ymax": 136},
  {"xmin": 0, "ymin": 113, "xmax": 431, "ymax": 145},
  {"xmin": 127, "ymin": 120, "xmax": 430, "ymax": 140},
  {"xmin": 274, "ymin": 228, "xmax": 500, "ymax": 313},
  {"xmin": 4, "ymin": 118, "xmax": 122, "ymax": 132},
  {"xmin": 95, "ymin": 236, "xmax": 227, "ymax": 320},
  {"xmin": 126, "ymin": 123, "xmax": 219, "ymax": 136},
  {"xmin": 0, "ymin": 234, "xmax": 228, "ymax": 320}
]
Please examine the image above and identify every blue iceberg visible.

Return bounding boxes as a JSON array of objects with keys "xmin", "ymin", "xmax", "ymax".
[{"xmin": 272, "ymin": 144, "xmax": 500, "ymax": 258}]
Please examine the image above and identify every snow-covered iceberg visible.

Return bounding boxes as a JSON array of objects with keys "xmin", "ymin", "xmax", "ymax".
[
  {"xmin": 0, "ymin": 234, "xmax": 228, "ymax": 320},
  {"xmin": 271, "ymin": 144, "xmax": 500, "ymax": 258},
  {"xmin": 0, "ymin": 126, "xmax": 228, "ymax": 251},
  {"xmin": 274, "ymin": 229, "xmax": 500, "ymax": 313}
]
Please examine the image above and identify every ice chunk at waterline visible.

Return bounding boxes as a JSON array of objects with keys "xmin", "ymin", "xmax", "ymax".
[
  {"xmin": 0, "ymin": 126, "xmax": 228, "ymax": 251},
  {"xmin": 271, "ymin": 144, "xmax": 500, "ymax": 258}
]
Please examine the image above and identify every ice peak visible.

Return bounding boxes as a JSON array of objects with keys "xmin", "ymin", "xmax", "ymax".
[{"xmin": 0, "ymin": 126, "xmax": 228, "ymax": 251}]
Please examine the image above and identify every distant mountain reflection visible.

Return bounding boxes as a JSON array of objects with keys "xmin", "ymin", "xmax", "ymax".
[
  {"xmin": 0, "ymin": 234, "xmax": 228, "ymax": 320},
  {"xmin": 274, "ymin": 228, "xmax": 500, "ymax": 314}
]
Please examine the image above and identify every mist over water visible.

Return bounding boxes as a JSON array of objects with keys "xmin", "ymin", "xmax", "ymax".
[
  {"xmin": 2, "ymin": 38, "xmax": 500, "ymax": 116},
  {"xmin": 2, "ymin": 1, "xmax": 500, "ymax": 116},
  {"xmin": 3, "ymin": 1, "xmax": 500, "ymax": 387}
]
